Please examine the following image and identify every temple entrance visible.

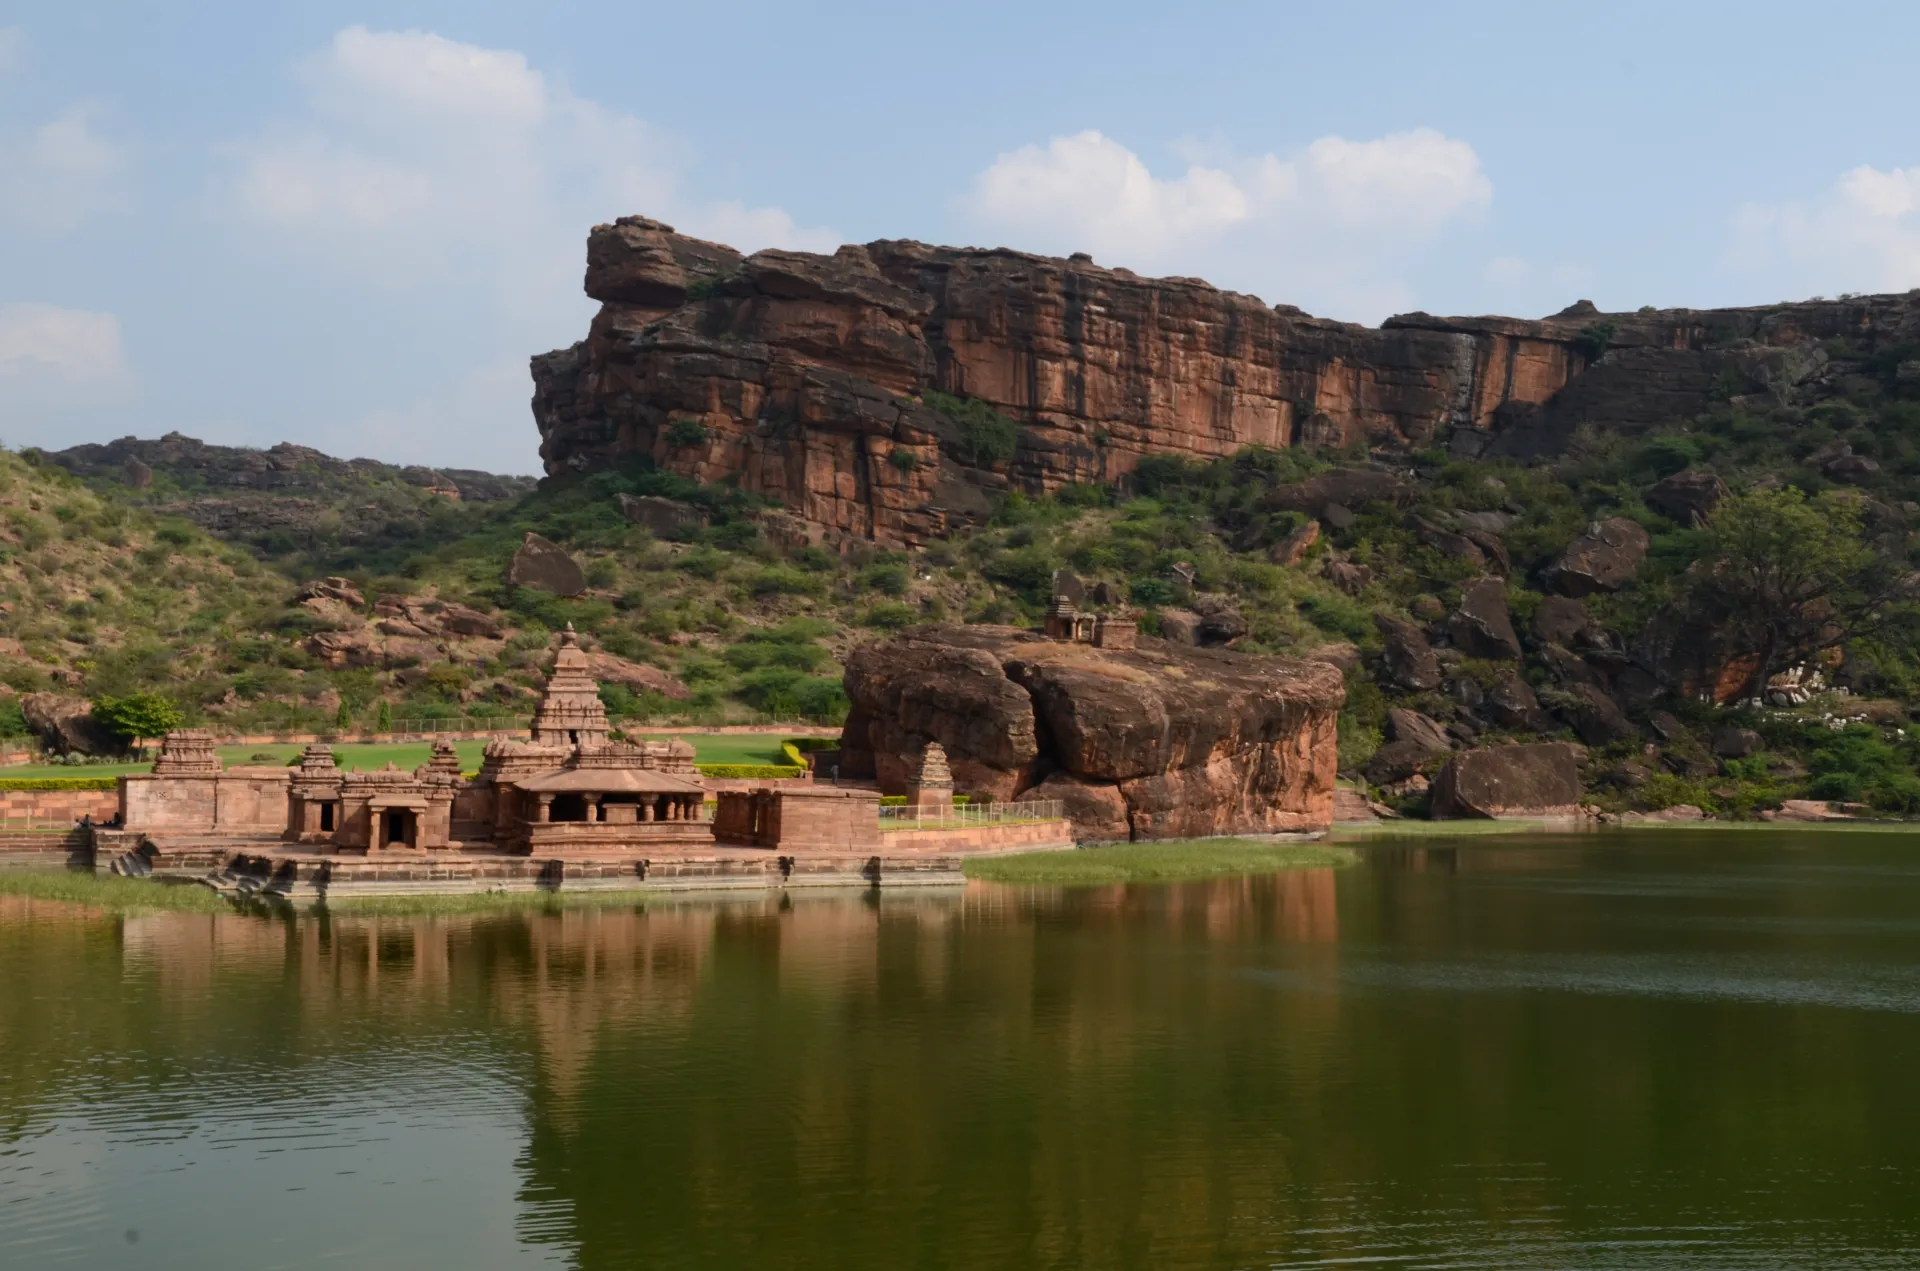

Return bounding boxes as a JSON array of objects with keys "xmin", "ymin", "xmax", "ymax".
[
  {"xmin": 319, "ymin": 802, "xmax": 336, "ymax": 832},
  {"xmin": 382, "ymin": 809, "xmax": 412, "ymax": 848},
  {"xmin": 550, "ymin": 794, "xmax": 589, "ymax": 823}
]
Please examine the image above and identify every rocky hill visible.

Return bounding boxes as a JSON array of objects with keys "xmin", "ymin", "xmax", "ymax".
[
  {"xmin": 44, "ymin": 433, "xmax": 536, "ymax": 559},
  {"xmin": 532, "ymin": 215, "xmax": 1920, "ymax": 548}
]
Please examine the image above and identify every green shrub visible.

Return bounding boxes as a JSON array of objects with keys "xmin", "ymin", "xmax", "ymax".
[
  {"xmin": 696, "ymin": 763, "xmax": 807, "ymax": 779},
  {"xmin": 746, "ymin": 566, "xmax": 824, "ymax": 598},
  {"xmin": 925, "ymin": 391, "xmax": 1022, "ymax": 465},
  {"xmin": 860, "ymin": 602, "xmax": 918, "ymax": 629},
  {"xmin": 1130, "ymin": 577, "xmax": 1175, "ymax": 606},
  {"xmin": 0, "ymin": 776, "xmax": 118, "ymax": 791},
  {"xmin": 857, "ymin": 563, "xmax": 910, "ymax": 596},
  {"xmin": 90, "ymin": 692, "xmax": 183, "ymax": 743},
  {"xmin": 887, "ymin": 448, "xmax": 918, "ymax": 473},
  {"xmin": 665, "ymin": 417, "xmax": 709, "ymax": 449}
]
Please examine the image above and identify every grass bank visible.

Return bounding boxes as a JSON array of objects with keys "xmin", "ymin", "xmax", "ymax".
[
  {"xmin": 964, "ymin": 838, "xmax": 1354, "ymax": 887},
  {"xmin": 0, "ymin": 869, "xmax": 235, "ymax": 913}
]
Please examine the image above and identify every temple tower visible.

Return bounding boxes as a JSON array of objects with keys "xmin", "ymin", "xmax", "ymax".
[
  {"xmin": 530, "ymin": 625, "xmax": 611, "ymax": 747},
  {"xmin": 152, "ymin": 730, "xmax": 220, "ymax": 775},
  {"xmin": 905, "ymin": 741, "xmax": 955, "ymax": 817}
]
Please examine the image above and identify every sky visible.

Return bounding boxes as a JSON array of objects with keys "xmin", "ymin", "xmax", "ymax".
[{"xmin": 6, "ymin": 2, "xmax": 1920, "ymax": 474}]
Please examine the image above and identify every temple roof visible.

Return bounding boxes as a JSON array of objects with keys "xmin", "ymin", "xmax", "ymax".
[{"xmin": 513, "ymin": 766, "xmax": 704, "ymax": 795}]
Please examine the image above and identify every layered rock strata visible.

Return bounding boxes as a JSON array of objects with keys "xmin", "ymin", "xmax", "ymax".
[
  {"xmin": 839, "ymin": 624, "xmax": 1344, "ymax": 840},
  {"xmin": 534, "ymin": 215, "xmax": 1920, "ymax": 546}
]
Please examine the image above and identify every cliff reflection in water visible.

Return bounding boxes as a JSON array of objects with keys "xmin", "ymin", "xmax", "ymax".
[{"xmin": 7, "ymin": 841, "xmax": 1920, "ymax": 1270}]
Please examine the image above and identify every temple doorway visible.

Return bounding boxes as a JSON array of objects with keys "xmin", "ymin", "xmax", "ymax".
[{"xmin": 383, "ymin": 810, "xmax": 411, "ymax": 848}]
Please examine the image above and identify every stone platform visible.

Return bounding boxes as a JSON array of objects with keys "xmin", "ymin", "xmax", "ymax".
[{"xmin": 93, "ymin": 832, "xmax": 972, "ymax": 898}]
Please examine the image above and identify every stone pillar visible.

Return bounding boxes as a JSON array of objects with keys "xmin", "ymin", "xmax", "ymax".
[
  {"xmin": 640, "ymin": 800, "xmax": 654, "ymax": 822},
  {"xmin": 537, "ymin": 795, "xmax": 553, "ymax": 823},
  {"xmin": 584, "ymin": 793, "xmax": 602, "ymax": 823}
]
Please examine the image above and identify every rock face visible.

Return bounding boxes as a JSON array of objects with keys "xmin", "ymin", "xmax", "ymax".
[
  {"xmin": 535, "ymin": 218, "xmax": 1920, "ymax": 546},
  {"xmin": 1430, "ymin": 743, "xmax": 1585, "ymax": 818},
  {"xmin": 840, "ymin": 625, "xmax": 1343, "ymax": 840}
]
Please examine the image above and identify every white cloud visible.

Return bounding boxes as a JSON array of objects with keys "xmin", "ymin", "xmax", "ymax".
[
  {"xmin": 1733, "ymin": 163, "xmax": 1920, "ymax": 294},
  {"xmin": 0, "ymin": 303, "xmax": 128, "ymax": 380},
  {"xmin": 0, "ymin": 103, "xmax": 128, "ymax": 231},
  {"xmin": 967, "ymin": 127, "xmax": 1490, "ymax": 320},
  {"xmin": 233, "ymin": 26, "xmax": 834, "ymax": 281},
  {"xmin": 0, "ymin": 303, "xmax": 134, "ymax": 437},
  {"xmin": 215, "ymin": 26, "xmax": 835, "ymax": 470}
]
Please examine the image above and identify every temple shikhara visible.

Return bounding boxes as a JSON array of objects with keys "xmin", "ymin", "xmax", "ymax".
[{"xmin": 96, "ymin": 628, "xmax": 1043, "ymax": 898}]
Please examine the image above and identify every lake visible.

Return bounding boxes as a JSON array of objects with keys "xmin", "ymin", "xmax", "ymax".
[{"xmin": 4, "ymin": 829, "xmax": 1920, "ymax": 1269}]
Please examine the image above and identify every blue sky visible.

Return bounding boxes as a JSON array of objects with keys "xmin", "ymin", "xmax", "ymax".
[{"xmin": 6, "ymin": 1, "xmax": 1920, "ymax": 473}]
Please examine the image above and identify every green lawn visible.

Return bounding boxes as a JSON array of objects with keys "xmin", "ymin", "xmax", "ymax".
[
  {"xmin": 963, "ymin": 839, "xmax": 1355, "ymax": 886},
  {"xmin": 0, "ymin": 732, "xmax": 792, "ymax": 779}
]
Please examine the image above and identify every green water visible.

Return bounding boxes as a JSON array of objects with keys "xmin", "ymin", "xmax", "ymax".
[{"xmin": 4, "ymin": 829, "xmax": 1920, "ymax": 1268}]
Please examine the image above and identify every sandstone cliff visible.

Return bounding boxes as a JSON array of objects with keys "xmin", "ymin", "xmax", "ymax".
[
  {"xmin": 533, "ymin": 215, "xmax": 1920, "ymax": 546},
  {"xmin": 840, "ymin": 625, "xmax": 1344, "ymax": 840}
]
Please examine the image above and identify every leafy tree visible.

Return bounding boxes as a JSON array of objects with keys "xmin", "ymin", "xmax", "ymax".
[
  {"xmin": 90, "ymin": 693, "xmax": 184, "ymax": 746},
  {"xmin": 375, "ymin": 700, "xmax": 393, "ymax": 732},
  {"xmin": 1679, "ymin": 487, "xmax": 1919, "ymax": 699},
  {"xmin": 335, "ymin": 700, "xmax": 353, "ymax": 729}
]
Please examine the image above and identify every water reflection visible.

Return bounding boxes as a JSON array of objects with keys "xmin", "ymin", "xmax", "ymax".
[{"xmin": 3, "ymin": 840, "xmax": 1920, "ymax": 1268}]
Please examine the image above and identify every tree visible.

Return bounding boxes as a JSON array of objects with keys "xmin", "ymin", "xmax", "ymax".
[
  {"xmin": 90, "ymin": 693, "xmax": 184, "ymax": 748},
  {"xmin": 335, "ymin": 700, "xmax": 353, "ymax": 730},
  {"xmin": 1679, "ymin": 487, "xmax": 1919, "ymax": 699},
  {"xmin": 375, "ymin": 700, "xmax": 392, "ymax": 732}
]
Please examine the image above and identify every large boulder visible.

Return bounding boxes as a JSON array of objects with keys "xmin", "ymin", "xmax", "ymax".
[
  {"xmin": 585, "ymin": 653, "xmax": 691, "ymax": 701},
  {"xmin": 1364, "ymin": 739, "xmax": 1439, "ymax": 787},
  {"xmin": 1646, "ymin": 469, "xmax": 1728, "ymax": 526},
  {"xmin": 1374, "ymin": 614, "xmax": 1442, "ymax": 692},
  {"xmin": 297, "ymin": 576, "xmax": 367, "ymax": 609},
  {"xmin": 21, "ymin": 694, "xmax": 116, "ymax": 756},
  {"xmin": 616, "ymin": 493, "xmax": 706, "ymax": 537},
  {"xmin": 1555, "ymin": 684, "xmax": 1636, "ymax": 745},
  {"xmin": 508, "ymin": 533, "xmax": 586, "ymax": 597},
  {"xmin": 1430, "ymin": 743, "xmax": 1585, "ymax": 818},
  {"xmin": 1265, "ymin": 468, "xmax": 1409, "ymax": 515},
  {"xmin": 841, "ymin": 625, "xmax": 1344, "ymax": 839},
  {"xmin": 1447, "ymin": 578, "xmax": 1522, "ymax": 660},
  {"xmin": 1386, "ymin": 708, "xmax": 1452, "ymax": 755},
  {"xmin": 1486, "ymin": 672, "xmax": 1553, "ymax": 733},
  {"xmin": 1531, "ymin": 596, "xmax": 1591, "ymax": 647},
  {"xmin": 1548, "ymin": 517, "xmax": 1650, "ymax": 596}
]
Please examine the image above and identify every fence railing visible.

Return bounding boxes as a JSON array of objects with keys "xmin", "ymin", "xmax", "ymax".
[
  {"xmin": 380, "ymin": 717, "xmax": 531, "ymax": 735},
  {"xmin": 878, "ymin": 800, "xmax": 1065, "ymax": 830}
]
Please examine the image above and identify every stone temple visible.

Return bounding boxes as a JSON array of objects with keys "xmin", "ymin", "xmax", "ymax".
[{"xmin": 99, "ymin": 628, "xmax": 985, "ymax": 897}]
